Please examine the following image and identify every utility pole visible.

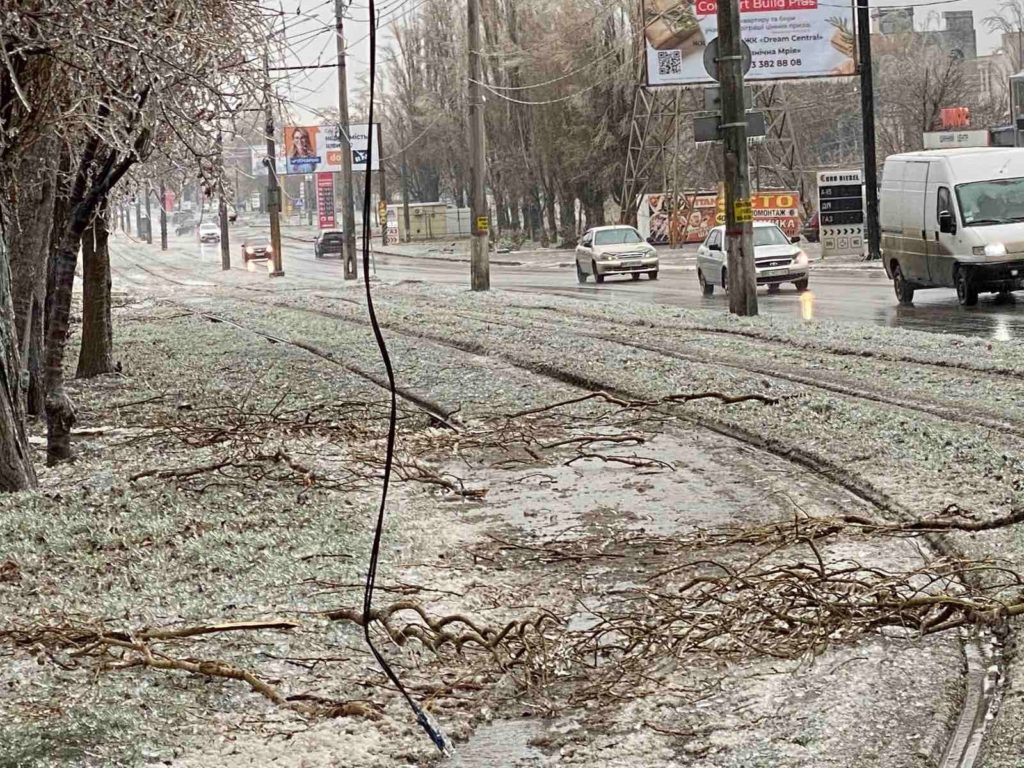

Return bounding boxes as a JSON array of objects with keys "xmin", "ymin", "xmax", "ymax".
[
  {"xmin": 159, "ymin": 181, "xmax": 168, "ymax": 250},
  {"xmin": 468, "ymin": 0, "xmax": 489, "ymax": 291},
  {"xmin": 717, "ymin": 0, "xmax": 757, "ymax": 316},
  {"xmin": 217, "ymin": 131, "xmax": 231, "ymax": 270},
  {"xmin": 857, "ymin": 0, "xmax": 881, "ymax": 261},
  {"xmin": 378, "ymin": 127, "xmax": 387, "ymax": 246},
  {"xmin": 401, "ymin": 151, "xmax": 411, "ymax": 242},
  {"xmin": 264, "ymin": 51, "xmax": 285, "ymax": 277},
  {"xmin": 335, "ymin": 0, "xmax": 358, "ymax": 280}
]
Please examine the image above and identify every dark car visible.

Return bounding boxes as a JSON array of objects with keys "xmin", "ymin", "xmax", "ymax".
[
  {"xmin": 314, "ymin": 230, "xmax": 345, "ymax": 259},
  {"xmin": 174, "ymin": 218, "xmax": 195, "ymax": 236},
  {"xmin": 241, "ymin": 239, "xmax": 273, "ymax": 261},
  {"xmin": 801, "ymin": 212, "xmax": 820, "ymax": 243}
]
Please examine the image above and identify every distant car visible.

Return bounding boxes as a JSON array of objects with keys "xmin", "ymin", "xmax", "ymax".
[
  {"xmin": 198, "ymin": 224, "xmax": 220, "ymax": 244},
  {"xmin": 801, "ymin": 212, "xmax": 820, "ymax": 243},
  {"xmin": 314, "ymin": 230, "xmax": 345, "ymax": 259},
  {"xmin": 696, "ymin": 222, "xmax": 809, "ymax": 295},
  {"xmin": 175, "ymin": 218, "xmax": 195, "ymax": 236},
  {"xmin": 575, "ymin": 225, "xmax": 659, "ymax": 283},
  {"xmin": 241, "ymin": 239, "xmax": 273, "ymax": 261}
]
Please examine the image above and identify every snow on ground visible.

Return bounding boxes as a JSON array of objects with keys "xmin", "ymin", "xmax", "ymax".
[{"xmin": 2, "ymin": 247, "xmax": 1023, "ymax": 766}]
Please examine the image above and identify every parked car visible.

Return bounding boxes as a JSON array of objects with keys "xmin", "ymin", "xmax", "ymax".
[
  {"xmin": 198, "ymin": 223, "xmax": 220, "ymax": 244},
  {"xmin": 696, "ymin": 223, "xmax": 809, "ymax": 295},
  {"xmin": 575, "ymin": 225, "xmax": 659, "ymax": 283},
  {"xmin": 241, "ymin": 239, "xmax": 273, "ymax": 262},
  {"xmin": 314, "ymin": 230, "xmax": 345, "ymax": 259},
  {"xmin": 801, "ymin": 211, "xmax": 820, "ymax": 243},
  {"xmin": 880, "ymin": 148, "xmax": 1024, "ymax": 306}
]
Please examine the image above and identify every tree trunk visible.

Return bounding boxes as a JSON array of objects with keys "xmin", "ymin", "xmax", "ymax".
[
  {"xmin": 0, "ymin": 226, "xmax": 37, "ymax": 490},
  {"xmin": 558, "ymin": 194, "xmax": 577, "ymax": 246},
  {"xmin": 26, "ymin": 295, "xmax": 44, "ymax": 418},
  {"xmin": 77, "ymin": 204, "xmax": 115, "ymax": 378}
]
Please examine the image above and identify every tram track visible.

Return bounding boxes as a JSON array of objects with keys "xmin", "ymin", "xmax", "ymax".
[{"xmin": 110, "ymin": 247, "xmax": 1009, "ymax": 767}]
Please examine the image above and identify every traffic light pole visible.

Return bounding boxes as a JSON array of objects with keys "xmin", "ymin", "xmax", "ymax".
[
  {"xmin": 717, "ymin": 0, "xmax": 757, "ymax": 316},
  {"xmin": 857, "ymin": 0, "xmax": 881, "ymax": 260}
]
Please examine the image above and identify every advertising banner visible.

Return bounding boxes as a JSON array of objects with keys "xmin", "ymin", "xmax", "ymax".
[
  {"xmin": 642, "ymin": 190, "xmax": 801, "ymax": 244},
  {"xmin": 284, "ymin": 124, "xmax": 381, "ymax": 175},
  {"xmin": 642, "ymin": 0, "xmax": 856, "ymax": 87},
  {"xmin": 250, "ymin": 148, "xmax": 287, "ymax": 177},
  {"xmin": 316, "ymin": 172, "xmax": 337, "ymax": 230}
]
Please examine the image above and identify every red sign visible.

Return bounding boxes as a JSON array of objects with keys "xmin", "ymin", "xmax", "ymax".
[
  {"xmin": 696, "ymin": 0, "xmax": 818, "ymax": 12},
  {"xmin": 316, "ymin": 172, "xmax": 336, "ymax": 229},
  {"xmin": 940, "ymin": 107, "xmax": 970, "ymax": 130}
]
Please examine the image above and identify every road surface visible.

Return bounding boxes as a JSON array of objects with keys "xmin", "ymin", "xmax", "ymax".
[{"xmin": 160, "ymin": 225, "xmax": 1024, "ymax": 343}]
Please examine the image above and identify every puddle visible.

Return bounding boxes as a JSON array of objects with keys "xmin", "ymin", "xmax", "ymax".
[{"xmin": 451, "ymin": 719, "xmax": 547, "ymax": 767}]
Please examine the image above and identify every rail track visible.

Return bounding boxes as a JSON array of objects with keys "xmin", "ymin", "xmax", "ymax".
[{"xmin": 109, "ymin": 245, "xmax": 1010, "ymax": 767}]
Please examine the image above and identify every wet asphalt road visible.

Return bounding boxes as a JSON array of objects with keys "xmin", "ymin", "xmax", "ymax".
[{"xmin": 190, "ymin": 227, "xmax": 1024, "ymax": 343}]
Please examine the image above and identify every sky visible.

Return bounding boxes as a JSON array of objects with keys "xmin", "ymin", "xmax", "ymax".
[{"xmin": 274, "ymin": 0, "xmax": 1016, "ymax": 125}]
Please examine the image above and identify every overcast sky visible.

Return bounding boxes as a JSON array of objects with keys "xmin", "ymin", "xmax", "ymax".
[{"xmin": 275, "ymin": 0, "xmax": 1015, "ymax": 124}]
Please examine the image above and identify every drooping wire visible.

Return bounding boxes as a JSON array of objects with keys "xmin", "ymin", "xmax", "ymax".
[{"xmin": 358, "ymin": 0, "xmax": 450, "ymax": 756}]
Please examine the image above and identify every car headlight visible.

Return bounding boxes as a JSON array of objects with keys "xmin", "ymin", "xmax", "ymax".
[
  {"xmin": 794, "ymin": 250, "xmax": 808, "ymax": 266},
  {"xmin": 598, "ymin": 253, "xmax": 616, "ymax": 261},
  {"xmin": 265, "ymin": 245, "xmax": 273, "ymax": 254},
  {"xmin": 245, "ymin": 246, "xmax": 254, "ymax": 254},
  {"xmin": 973, "ymin": 243, "xmax": 1007, "ymax": 257}
]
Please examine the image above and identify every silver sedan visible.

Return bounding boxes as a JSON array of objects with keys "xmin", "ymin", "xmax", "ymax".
[{"xmin": 576, "ymin": 226, "xmax": 659, "ymax": 283}]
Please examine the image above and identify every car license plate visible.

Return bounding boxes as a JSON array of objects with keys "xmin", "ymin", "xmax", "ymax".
[{"xmin": 764, "ymin": 268, "xmax": 788, "ymax": 277}]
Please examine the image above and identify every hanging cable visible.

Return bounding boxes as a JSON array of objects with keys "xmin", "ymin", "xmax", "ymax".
[{"xmin": 358, "ymin": 0, "xmax": 450, "ymax": 756}]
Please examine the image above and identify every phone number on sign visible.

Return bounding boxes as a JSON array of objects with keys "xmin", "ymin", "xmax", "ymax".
[{"xmin": 754, "ymin": 58, "xmax": 803, "ymax": 68}]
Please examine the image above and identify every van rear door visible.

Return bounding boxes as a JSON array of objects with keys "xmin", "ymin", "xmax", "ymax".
[{"xmin": 900, "ymin": 161, "xmax": 931, "ymax": 283}]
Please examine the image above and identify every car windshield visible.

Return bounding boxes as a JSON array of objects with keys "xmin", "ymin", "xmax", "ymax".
[
  {"xmin": 753, "ymin": 226, "xmax": 791, "ymax": 247},
  {"xmin": 594, "ymin": 228, "xmax": 643, "ymax": 246},
  {"xmin": 956, "ymin": 177, "xmax": 1024, "ymax": 226}
]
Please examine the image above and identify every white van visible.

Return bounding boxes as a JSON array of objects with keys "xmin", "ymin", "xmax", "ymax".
[{"xmin": 880, "ymin": 148, "xmax": 1024, "ymax": 306}]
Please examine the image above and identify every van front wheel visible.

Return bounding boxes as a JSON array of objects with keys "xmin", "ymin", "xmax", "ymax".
[
  {"xmin": 955, "ymin": 266, "xmax": 979, "ymax": 307},
  {"xmin": 893, "ymin": 264, "xmax": 914, "ymax": 306}
]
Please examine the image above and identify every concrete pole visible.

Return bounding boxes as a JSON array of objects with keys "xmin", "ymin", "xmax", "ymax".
[
  {"xmin": 401, "ymin": 151, "xmax": 411, "ymax": 242},
  {"xmin": 468, "ymin": 0, "xmax": 489, "ymax": 290},
  {"xmin": 159, "ymin": 181, "xmax": 168, "ymax": 250},
  {"xmin": 717, "ymin": 0, "xmax": 757, "ymax": 317},
  {"xmin": 336, "ymin": 0, "xmax": 358, "ymax": 280},
  {"xmin": 264, "ymin": 52, "xmax": 285, "ymax": 277}
]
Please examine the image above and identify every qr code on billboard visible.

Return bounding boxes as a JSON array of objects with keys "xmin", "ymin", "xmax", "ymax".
[{"xmin": 657, "ymin": 50, "xmax": 683, "ymax": 77}]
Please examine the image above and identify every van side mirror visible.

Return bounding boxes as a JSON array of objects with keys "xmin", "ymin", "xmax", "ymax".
[{"xmin": 939, "ymin": 210, "xmax": 956, "ymax": 234}]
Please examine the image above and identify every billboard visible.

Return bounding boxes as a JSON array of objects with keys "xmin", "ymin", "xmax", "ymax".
[
  {"xmin": 642, "ymin": 0, "xmax": 856, "ymax": 87},
  {"xmin": 641, "ymin": 190, "xmax": 801, "ymax": 244},
  {"xmin": 283, "ymin": 124, "xmax": 381, "ymax": 175}
]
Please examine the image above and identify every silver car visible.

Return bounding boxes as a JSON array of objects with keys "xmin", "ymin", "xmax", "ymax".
[
  {"xmin": 696, "ymin": 223, "xmax": 809, "ymax": 295},
  {"xmin": 576, "ymin": 226, "xmax": 659, "ymax": 283}
]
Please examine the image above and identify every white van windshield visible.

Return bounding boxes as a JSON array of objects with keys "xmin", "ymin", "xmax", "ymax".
[{"xmin": 956, "ymin": 177, "xmax": 1024, "ymax": 226}]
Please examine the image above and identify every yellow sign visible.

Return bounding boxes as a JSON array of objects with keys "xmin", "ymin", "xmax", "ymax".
[
  {"xmin": 476, "ymin": 216, "xmax": 489, "ymax": 232},
  {"xmin": 377, "ymin": 200, "xmax": 387, "ymax": 221},
  {"xmin": 734, "ymin": 198, "xmax": 753, "ymax": 223}
]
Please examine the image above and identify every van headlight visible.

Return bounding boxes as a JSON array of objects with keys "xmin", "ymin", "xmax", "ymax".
[{"xmin": 974, "ymin": 243, "xmax": 1007, "ymax": 257}]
